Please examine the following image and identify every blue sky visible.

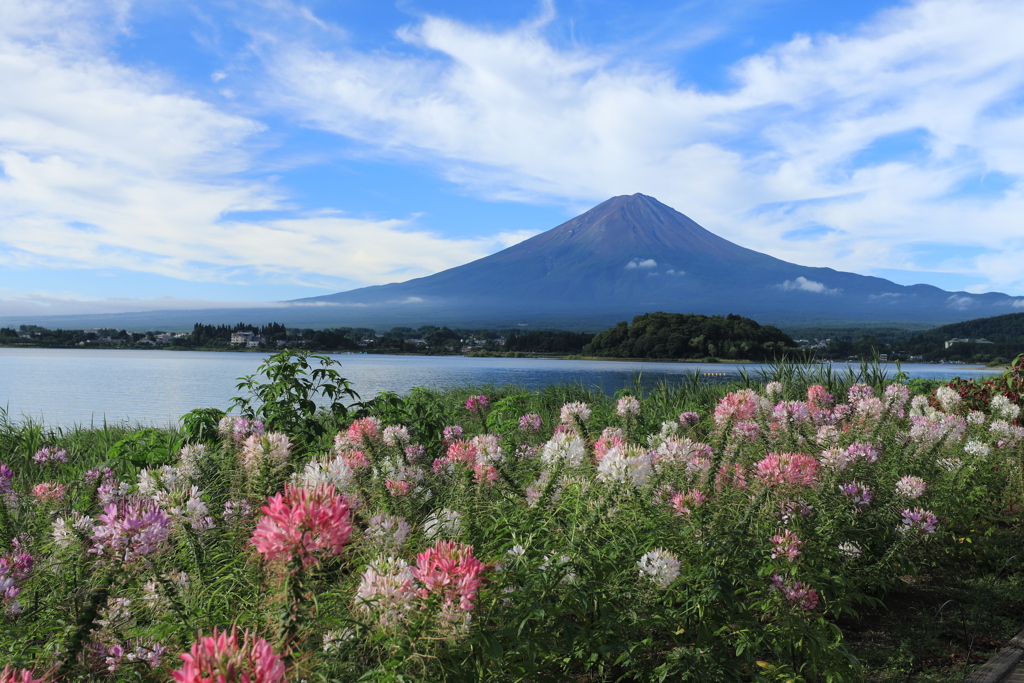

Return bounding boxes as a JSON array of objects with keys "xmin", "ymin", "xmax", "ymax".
[{"xmin": 2, "ymin": 0, "xmax": 1023, "ymax": 316}]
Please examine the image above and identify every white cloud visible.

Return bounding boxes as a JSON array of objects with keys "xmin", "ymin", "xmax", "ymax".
[
  {"xmin": 261, "ymin": 0, "xmax": 1024, "ymax": 295},
  {"xmin": 947, "ymin": 295, "xmax": 977, "ymax": 310},
  {"xmin": 778, "ymin": 277, "xmax": 840, "ymax": 295},
  {"xmin": 625, "ymin": 258, "xmax": 658, "ymax": 270},
  {"xmin": 0, "ymin": 0, "xmax": 537, "ymax": 294}
]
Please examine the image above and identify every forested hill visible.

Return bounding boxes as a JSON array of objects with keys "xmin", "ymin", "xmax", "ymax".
[
  {"xmin": 908, "ymin": 312, "xmax": 1024, "ymax": 341},
  {"xmin": 582, "ymin": 312, "xmax": 797, "ymax": 360},
  {"xmin": 897, "ymin": 311, "xmax": 1024, "ymax": 362}
]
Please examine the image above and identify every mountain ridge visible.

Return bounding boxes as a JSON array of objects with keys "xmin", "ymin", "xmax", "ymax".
[{"xmin": 293, "ymin": 193, "xmax": 1020, "ymax": 327}]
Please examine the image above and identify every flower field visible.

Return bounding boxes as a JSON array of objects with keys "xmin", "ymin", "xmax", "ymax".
[{"xmin": 0, "ymin": 352, "xmax": 1022, "ymax": 682}]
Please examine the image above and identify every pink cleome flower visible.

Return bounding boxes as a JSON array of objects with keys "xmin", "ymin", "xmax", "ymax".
[
  {"xmin": 594, "ymin": 428, "xmax": 627, "ymax": 463},
  {"xmin": 519, "ymin": 413, "xmax": 542, "ymax": 432},
  {"xmin": 677, "ymin": 412, "xmax": 701, "ymax": 428},
  {"xmin": 385, "ymin": 479, "xmax": 412, "ymax": 496},
  {"xmin": 770, "ymin": 529, "xmax": 803, "ymax": 562},
  {"xmin": 806, "ymin": 385, "xmax": 834, "ymax": 410},
  {"xmin": 411, "ymin": 540, "xmax": 488, "ymax": 617},
  {"xmin": 338, "ymin": 417, "xmax": 381, "ymax": 449},
  {"xmin": 770, "ymin": 574, "xmax": 819, "ymax": 610},
  {"xmin": 0, "ymin": 666, "xmax": 48, "ymax": 683},
  {"xmin": 251, "ymin": 484, "xmax": 353, "ymax": 568},
  {"xmin": 171, "ymin": 628, "xmax": 285, "ymax": 683},
  {"xmin": 754, "ymin": 452, "xmax": 819, "ymax": 489},
  {"xmin": 670, "ymin": 489, "xmax": 707, "ymax": 517},
  {"xmin": 464, "ymin": 395, "xmax": 490, "ymax": 414},
  {"xmin": 615, "ymin": 396, "xmax": 641, "ymax": 418},
  {"xmin": 32, "ymin": 482, "xmax": 66, "ymax": 504},
  {"xmin": 713, "ymin": 389, "xmax": 760, "ymax": 427}
]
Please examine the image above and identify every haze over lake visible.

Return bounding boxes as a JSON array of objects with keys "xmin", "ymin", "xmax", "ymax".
[{"xmin": 0, "ymin": 348, "xmax": 1003, "ymax": 428}]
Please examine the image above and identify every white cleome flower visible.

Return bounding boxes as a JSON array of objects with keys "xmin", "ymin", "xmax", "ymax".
[{"xmin": 637, "ymin": 549, "xmax": 681, "ymax": 589}]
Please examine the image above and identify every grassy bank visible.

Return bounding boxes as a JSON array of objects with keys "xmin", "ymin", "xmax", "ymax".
[{"xmin": 0, "ymin": 354, "xmax": 1020, "ymax": 681}]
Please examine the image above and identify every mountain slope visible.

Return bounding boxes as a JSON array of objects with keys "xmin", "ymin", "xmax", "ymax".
[{"xmin": 295, "ymin": 194, "xmax": 1020, "ymax": 327}]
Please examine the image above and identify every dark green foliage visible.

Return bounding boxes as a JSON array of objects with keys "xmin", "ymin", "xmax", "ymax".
[
  {"xmin": 584, "ymin": 311, "xmax": 798, "ymax": 360},
  {"xmin": 504, "ymin": 330, "xmax": 594, "ymax": 354},
  {"xmin": 229, "ymin": 350, "xmax": 360, "ymax": 448}
]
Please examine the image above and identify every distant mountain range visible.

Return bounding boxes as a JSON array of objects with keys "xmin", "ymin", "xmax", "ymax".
[
  {"xmin": 292, "ymin": 193, "xmax": 1023, "ymax": 328},
  {"xmin": 5, "ymin": 194, "xmax": 1022, "ymax": 331}
]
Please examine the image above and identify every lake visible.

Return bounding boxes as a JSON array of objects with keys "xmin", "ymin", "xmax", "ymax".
[{"xmin": 0, "ymin": 348, "xmax": 1004, "ymax": 427}]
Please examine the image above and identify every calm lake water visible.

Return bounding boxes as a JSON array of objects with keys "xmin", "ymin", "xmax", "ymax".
[{"xmin": 0, "ymin": 348, "xmax": 1005, "ymax": 427}]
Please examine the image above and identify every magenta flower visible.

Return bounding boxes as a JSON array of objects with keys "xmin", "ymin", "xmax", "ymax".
[
  {"xmin": 251, "ymin": 484, "xmax": 353, "ymax": 568},
  {"xmin": 411, "ymin": 540, "xmax": 488, "ymax": 618},
  {"xmin": 847, "ymin": 384, "xmax": 874, "ymax": 403},
  {"xmin": 172, "ymin": 628, "xmax": 285, "ymax": 683},
  {"xmin": 0, "ymin": 465, "xmax": 13, "ymax": 495},
  {"xmin": 754, "ymin": 452, "xmax": 819, "ymax": 489},
  {"xmin": 464, "ymin": 395, "xmax": 490, "ymax": 414}
]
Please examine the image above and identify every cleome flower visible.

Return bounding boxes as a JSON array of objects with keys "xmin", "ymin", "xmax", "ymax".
[
  {"xmin": 770, "ymin": 529, "xmax": 803, "ymax": 562},
  {"xmin": 90, "ymin": 497, "xmax": 172, "ymax": 567},
  {"xmin": 251, "ymin": 484, "xmax": 353, "ymax": 568},
  {"xmin": 354, "ymin": 555, "xmax": 417, "ymax": 627},
  {"xmin": 32, "ymin": 446, "xmax": 67, "ymax": 465},
  {"xmin": 894, "ymin": 476, "xmax": 927, "ymax": 499},
  {"xmin": 540, "ymin": 432, "xmax": 587, "ymax": 468},
  {"xmin": 171, "ymin": 628, "xmax": 284, "ymax": 683},
  {"xmin": 559, "ymin": 401, "xmax": 592, "ymax": 424},
  {"xmin": 596, "ymin": 446, "xmax": 652, "ymax": 488},
  {"xmin": 770, "ymin": 574, "xmax": 819, "ymax": 611},
  {"xmin": 464, "ymin": 395, "xmax": 490, "ymax": 414},
  {"xmin": 0, "ymin": 666, "xmax": 48, "ymax": 683},
  {"xmin": 637, "ymin": 549, "xmax": 681, "ymax": 589},
  {"xmin": 616, "ymin": 396, "xmax": 641, "ymax": 418},
  {"xmin": 411, "ymin": 540, "xmax": 487, "ymax": 624},
  {"xmin": 754, "ymin": 452, "xmax": 819, "ymax": 489},
  {"xmin": 901, "ymin": 507, "xmax": 939, "ymax": 534}
]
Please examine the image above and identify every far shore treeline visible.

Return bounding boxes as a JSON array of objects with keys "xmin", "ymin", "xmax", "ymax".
[{"xmin": 3, "ymin": 310, "xmax": 1024, "ymax": 363}]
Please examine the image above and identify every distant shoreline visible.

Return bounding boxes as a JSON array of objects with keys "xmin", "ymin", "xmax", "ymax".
[{"xmin": 0, "ymin": 343, "xmax": 1003, "ymax": 371}]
